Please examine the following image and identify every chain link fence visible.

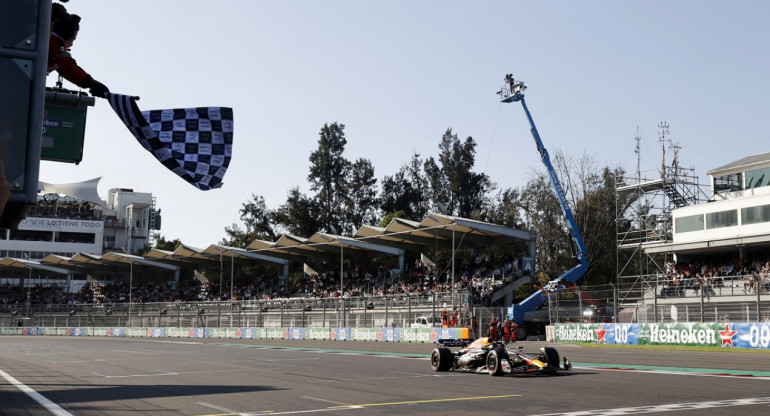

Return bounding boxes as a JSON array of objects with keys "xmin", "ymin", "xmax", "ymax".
[
  {"xmin": 0, "ymin": 291, "xmax": 500, "ymax": 332},
  {"xmin": 546, "ymin": 278, "xmax": 770, "ymax": 324}
]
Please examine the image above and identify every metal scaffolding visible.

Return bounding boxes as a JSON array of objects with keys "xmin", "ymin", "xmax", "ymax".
[{"xmin": 615, "ymin": 124, "xmax": 708, "ymax": 302}]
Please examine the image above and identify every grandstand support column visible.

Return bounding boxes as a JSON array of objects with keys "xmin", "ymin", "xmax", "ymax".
[
  {"xmin": 129, "ymin": 262, "xmax": 133, "ymax": 326},
  {"xmin": 340, "ymin": 245, "xmax": 345, "ymax": 327},
  {"xmin": 384, "ymin": 295, "xmax": 390, "ymax": 326},
  {"xmin": 451, "ymin": 224, "xmax": 456, "ymax": 310},
  {"xmin": 230, "ymin": 254, "xmax": 234, "ymax": 301},
  {"xmin": 700, "ymin": 282, "xmax": 705, "ymax": 321},
  {"xmin": 653, "ymin": 280, "xmax": 658, "ymax": 323}
]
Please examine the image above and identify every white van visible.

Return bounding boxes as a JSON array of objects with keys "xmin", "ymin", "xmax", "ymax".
[{"xmin": 410, "ymin": 316, "xmax": 442, "ymax": 328}]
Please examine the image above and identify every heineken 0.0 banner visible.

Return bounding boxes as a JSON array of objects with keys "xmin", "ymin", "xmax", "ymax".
[{"xmin": 554, "ymin": 322, "xmax": 770, "ymax": 349}]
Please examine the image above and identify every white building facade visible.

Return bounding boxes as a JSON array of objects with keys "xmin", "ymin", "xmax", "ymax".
[{"xmin": 0, "ymin": 180, "xmax": 159, "ymax": 260}]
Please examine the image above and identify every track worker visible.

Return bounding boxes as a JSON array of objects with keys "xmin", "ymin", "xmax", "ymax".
[
  {"xmin": 502, "ymin": 315, "xmax": 512, "ymax": 342},
  {"xmin": 48, "ymin": 11, "xmax": 109, "ymax": 98},
  {"xmin": 488, "ymin": 314, "xmax": 499, "ymax": 341}
]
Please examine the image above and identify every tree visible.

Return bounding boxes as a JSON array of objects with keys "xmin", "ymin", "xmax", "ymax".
[
  {"xmin": 273, "ymin": 187, "xmax": 321, "ymax": 237},
  {"xmin": 424, "ymin": 128, "xmax": 492, "ymax": 217},
  {"xmin": 307, "ymin": 122, "xmax": 352, "ymax": 235},
  {"xmin": 138, "ymin": 234, "xmax": 181, "ymax": 256},
  {"xmin": 346, "ymin": 158, "xmax": 379, "ymax": 232},
  {"xmin": 380, "ymin": 153, "xmax": 428, "ymax": 221},
  {"xmin": 222, "ymin": 194, "xmax": 276, "ymax": 248},
  {"xmin": 520, "ymin": 172, "xmax": 569, "ymax": 284},
  {"xmin": 484, "ymin": 187, "xmax": 524, "ymax": 229}
]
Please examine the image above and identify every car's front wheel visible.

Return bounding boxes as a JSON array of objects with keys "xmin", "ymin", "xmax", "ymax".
[
  {"xmin": 486, "ymin": 349, "xmax": 504, "ymax": 376},
  {"xmin": 431, "ymin": 348, "xmax": 453, "ymax": 371}
]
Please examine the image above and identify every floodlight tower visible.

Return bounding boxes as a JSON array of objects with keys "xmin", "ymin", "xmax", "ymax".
[{"xmin": 499, "ymin": 76, "xmax": 588, "ymax": 329}]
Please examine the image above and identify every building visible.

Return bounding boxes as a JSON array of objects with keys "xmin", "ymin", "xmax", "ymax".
[
  {"xmin": 647, "ymin": 151, "xmax": 770, "ymax": 260},
  {"xmin": 0, "ymin": 178, "xmax": 160, "ymax": 261}
]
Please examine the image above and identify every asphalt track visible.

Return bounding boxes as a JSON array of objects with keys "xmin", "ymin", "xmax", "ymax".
[{"xmin": 1, "ymin": 337, "xmax": 769, "ymax": 416}]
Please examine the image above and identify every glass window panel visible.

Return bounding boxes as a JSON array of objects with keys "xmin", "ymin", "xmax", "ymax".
[{"xmin": 675, "ymin": 214, "xmax": 704, "ymax": 233}]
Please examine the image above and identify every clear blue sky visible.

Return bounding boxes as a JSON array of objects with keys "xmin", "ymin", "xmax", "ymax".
[{"xmin": 41, "ymin": 0, "xmax": 770, "ymax": 248}]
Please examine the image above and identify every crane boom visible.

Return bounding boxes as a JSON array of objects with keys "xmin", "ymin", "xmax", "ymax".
[{"xmin": 499, "ymin": 77, "xmax": 588, "ymax": 327}]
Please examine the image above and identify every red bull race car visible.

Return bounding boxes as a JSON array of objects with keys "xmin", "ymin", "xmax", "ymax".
[{"xmin": 430, "ymin": 337, "xmax": 571, "ymax": 376}]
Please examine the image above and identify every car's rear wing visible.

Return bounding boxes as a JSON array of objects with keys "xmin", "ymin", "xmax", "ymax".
[{"xmin": 437, "ymin": 338, "xmax": 470, "ymax": 347}]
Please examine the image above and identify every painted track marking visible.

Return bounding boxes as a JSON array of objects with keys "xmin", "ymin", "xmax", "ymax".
[
  {"xmin": 530, "ymin": 396, "xmax": 770, "ymax": 415},
  {"xmin": 0, "ymin": 369, "xmax": 73, "ymax": 416}
]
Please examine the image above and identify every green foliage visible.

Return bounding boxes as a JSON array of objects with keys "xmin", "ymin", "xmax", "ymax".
[
  {"xmin": 222, "ymin": 194, "xmax": 276, "ymax": 248},
  {"xmin": 380, "ymin": 210, "xmax": 408, "ymax": 227}
]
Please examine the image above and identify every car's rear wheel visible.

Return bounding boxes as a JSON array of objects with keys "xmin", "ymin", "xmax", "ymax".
[
  {"xmin": 486, "ymin": 349, "xmax": 504, "ymax": 376},
  {"xmin": 431, "ymin": 348, "xmax": 453, "ymax": 371}
]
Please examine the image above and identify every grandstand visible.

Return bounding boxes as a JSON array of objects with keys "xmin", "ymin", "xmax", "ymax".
[{"xmin": 1, "ymin": 206, "xmax": 537, "ymax": 329}]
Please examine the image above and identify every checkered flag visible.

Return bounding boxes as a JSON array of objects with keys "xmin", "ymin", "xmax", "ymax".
[{"xmin": 106, "ymin": 93, "xmax": 233, "ymax": 190}]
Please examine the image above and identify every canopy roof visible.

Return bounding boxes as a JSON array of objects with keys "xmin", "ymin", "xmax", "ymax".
[
  {"xmin": 39, "ymin": 252, "xmax": 179, "ymax": 272},
  {"xmin": 354, "ymin": 212, "xmax": 533, "ymax": 252},
  {"xmin": 0, "ymin": 257, "xmax": 70, "ymax": 275},
  {"xmin": 38, "ymin": 177, "xmax": 105, "ymax": 207}
]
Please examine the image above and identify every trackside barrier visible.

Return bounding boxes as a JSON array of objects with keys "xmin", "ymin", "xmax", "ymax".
[
  {"xmin": 0, "ymin": 326, "xmax": 470, "ymax": 343},
  {"xmin": 553, "ymin": 322, "xmax": 770, "ymax": 350}
]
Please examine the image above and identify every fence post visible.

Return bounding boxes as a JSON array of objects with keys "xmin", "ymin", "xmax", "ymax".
[
  {"xmin": 700, "ymin": 282, "xmax": 705, "ymax": 322},
  {"xmin": 653, "ymin": 281, "xmax": 658, "ymax": 323}
]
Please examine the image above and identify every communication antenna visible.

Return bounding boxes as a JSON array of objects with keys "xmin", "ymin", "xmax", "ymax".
[
  {"xmin": 634, "ymin": 127, "xmax": 641, "ymax": 182},
  {"xmin": 658, "ymin": 121, "xmax": 670, "ymax": 176},
  {"xmin": 670, "ymin": 141, "xmax": 681, "ymax": 178}
]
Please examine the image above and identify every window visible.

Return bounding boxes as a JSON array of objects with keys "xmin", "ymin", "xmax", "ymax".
[
  {"xmin": 745, "ymin": 167, "xmax": 770, "ymax": 190},
  {"xmin": 706, "ymin": 210, "xmax": 738, "ymax": 229},
  {"xmin": 675, "ymin": 214, "xmax": 704, "ymax": 233},
  {"xmin": 741, "ymin": 204, "xmax": 770, "ymax": 225},
  {"xmin": 713, "ymin": 173, "xmax": 742, "ymax": 193}
]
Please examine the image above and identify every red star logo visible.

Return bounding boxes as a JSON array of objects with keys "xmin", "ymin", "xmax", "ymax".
[
  {"xmin": 236, "ymin": 330, "xmax": 242, "ymax": 338},
  {"xmin": 108, "ymin": 329, "xmax": 112, "ymax": 337},
  {"xmin": 331, "ymin": 329, "xmax": 337, "ymax": 339},
  {"xmin": 719, "ymin": 324, "xmax": 737, "ymax": 347},
  {"xmin": 378, "ymin": 330, "xmax": 383, "ymax": 341},
  {"xmin": 431, "ymin": 331, "xmax": 438, "ymax": 343},
  {"xmin": 284, "ymin": 330, "xmax": 290, "ymax": 339},
  {"xmin": 189, "ymin": 330, "xmax": 194, "ymax": 337},
  {"xmin": 595, "ymin": 325, "xmax": 607, "ymax": 343}
]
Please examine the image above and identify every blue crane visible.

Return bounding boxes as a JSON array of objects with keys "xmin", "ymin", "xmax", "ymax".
[{"xmin": 499, "ymin": 76, "xmax": 588, "ymax": 331}]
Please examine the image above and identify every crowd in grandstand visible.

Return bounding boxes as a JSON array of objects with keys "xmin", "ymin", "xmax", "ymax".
[
  {"xmin": 26, "ymin": 197, "xmax": 100, "ymax": 221},
  {"xmin": 660, "ymin": 257, "xmax": 770, "ymax": 297},
  {"xmin": 0, "ymin": 249, "xmax": 523, "ymax": 307}
]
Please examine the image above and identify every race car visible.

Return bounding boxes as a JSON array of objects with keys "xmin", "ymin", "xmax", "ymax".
[{"xmin": 430, "ymin": 337, "xmax": 571, "ymax": 376}]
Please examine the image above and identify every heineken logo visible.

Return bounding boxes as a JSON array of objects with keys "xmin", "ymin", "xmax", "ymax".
[
  {"xmin": 556, "ymin": 325, "xmax": 596, "ymax": 342},
  {"xmin": 649, "ymin": 324, "xmax": 716, "ymax": 345}
]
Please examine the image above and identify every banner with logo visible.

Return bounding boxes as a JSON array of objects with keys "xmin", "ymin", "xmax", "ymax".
[
  {"xmin": 378, "ymin": 327, "xmax": 400, "ymax": 342},
  {"xmin": 399, "ymin": 328, "xmax": 433, "ymax": 343},
  {"xmin": 147, "ymin": 327, "xmax": 166, "ymax": 338},
  {"xmin": 554, "ymin": 322, "xmax": 770, "ymax": 349},
  {"xmin": 306, "ymin": 327, "xmax": 331, "ymax": 340},
  {"xmin": 238, "ymin": 328, "xmax": 259, "ymax": 339},
  {"xmin": 164, "ymin": 327, "xmax": 189, "ymax": 338},
  {"xmin": 189, "ymin": 328, "xmax": 208, "ymax": 338},
  {"xmin": 41, "ymin": 327, "xmax": 69, "ymax": 336},
  {"xmin": 350, "ymin": 327, "xmax": 378, "ymax": 342},
  {"xmin": 287, "ymin": 327, "xmax": 305, "ymax": 340},
  {"xmin": 332, "ymin": 327, "xmax": 351, "ymax": 341},
  {"xmin": 209, "ymin": 327, "xmax": 239, "ymax": 338}
]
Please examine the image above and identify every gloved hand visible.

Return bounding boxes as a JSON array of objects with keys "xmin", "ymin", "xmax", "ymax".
[{"xmin": 88, "ymin": 80, "xmax": 109, "ymax": 98}]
